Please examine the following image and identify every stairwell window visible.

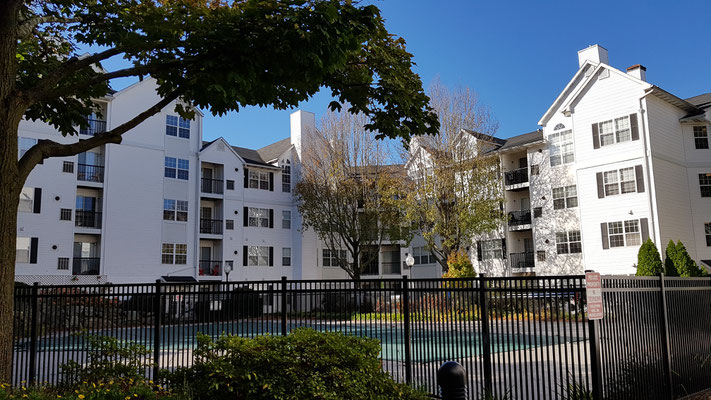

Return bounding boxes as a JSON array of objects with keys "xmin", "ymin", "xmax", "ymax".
[
  {"xmin": 549, "ymin": 130, "xmax": 574, "ymax": 166},
  {"xmin": 164, "ymin": 199, "xmax": 188, "ymax": 221},
  {"xmin": 162, "ymin": 243, "xmax": 187, "ymax": 264},
  {"xmin": 556, "ymin": 231, "xmax": 582, "ymax": 254},
  {"xmin": 694, "ymin": 126, "xmax": 709, "ymax": 149},
  {"xmin": 165, "ymin": 157, "xmax": 189, "ymax": 180},
  {"xmin": 552, "ymin": 185, "xmax": 578, "ymax": 209},
  {"xmin": 166, "ymin": 115, "xmax": 190, "ymax": 138},
  {"xmin": 282, "ymin": 162, "xmax": 291, "ymax": 192},
  {"xmin": 700, "ymin": 174, "xmax": 711, "ymax": 197}
]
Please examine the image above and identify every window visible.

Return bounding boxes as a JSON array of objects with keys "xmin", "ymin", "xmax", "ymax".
[
  {"xmin": 607, "ymin": 220, "xmax": 641, "ymax": 248},
  {"xmin": 161, "ymin": 243, "xmax": 174, "ymax": 264},
  {"xmin": 248, "ymin": 246, "xmax": 271, "ymax": 266},
  {"xmin": 530, "ymin": 164, "xmax": 540, "ymax": 176},
  {"xmin": 282, "ymin": 248, "xmax": 291, "ymax": 266},
  {"xmin": 597, "ymin": 115, "xmax": 631, "ymax": 147},
  {"xmin": 16, "ymin": 237, "xmax": 31, "ymax": 263},
  {"xmin": 556, "ymin": 231, "xmax": 582, "ymax": 254},
  {"xmin": 549, "ymin": 130, "xmax": 574, "ymax": 166},
  {"xmin": 481, "ymin": 240, "xmax": 503, "ymax": 260},
  {"xmin": 63, "ymin": 161, "xmax": 74, "ymax": 173},
  {"xmin": 700, "ymin": 174, "xmax": 711, "ymax": 197},
  {"xmin": 248, "ymin": 208, "xmax": 270, "ymax": 227},
  {"xmin": 18, "ymin": 187, "xmax": 34, "ymax": 213},
  {"xmin": 552, "ymin": 185, "xmax": 578, "ymax": 209},
  {"xmin": 162, "ymin": 243, "xmax": 187, "ymax": 264},
  {"xmin": 175, "ymin": 244, "xmax": 187, "ymax": 264},
  {"xmin": 166, "ymin": 115, "xmax": 190, "ymax": 138},
  {"xmin": 163, "ymin": 199, "xmax": 188, "ymax": 221},
  {"xmin": 60, "ymin": 208, "xmax": 72, "ymax": 221},
  {"xmin": 282, "ymin": 210, "xmax": 291, "ymax": 229},
  {"xmin": 602, "ymin": 167, "xmax": 637, "ymax": 196},
  {"xmin": 57, "ymin": 257, "xmax": 69, "ymax": 270},
  {"xmin": 412, "ymin": 246, "xmax": 435, "ymax": 265},
  {"xmin": 694, "ymin": 126, "xmax": 709, "ymax": 150},
  {"xmin": 537, "ymin": 251, "xmax": 546, "ymax": 262},
  {"xmin": 226, "ymin": 219, "xmax": 234, "ymax": 230},
  {"xmin": 705, "ymin": 223, "xmax": 711, "ymax": 246},
  {"xmin": 322, "ymin": 249, "xmax": 347, "ymax": 267},
  {"xmin": 164, "ymin": 157, "xmax": 189, "ymax": 180},
  {"xmin": 282, "ymin": 163, "xmax": 291, "ymax": 192},
  {"xmin": 19, "ymin": 137, "xmax": 37, "ymax": 159},
  {"xmin": 249, "ymin": 170, "xmax": 270, "ymax": 190},
  {"xmin": 226, "ymin": 180, "xmax": 235, "ymax": 190}
]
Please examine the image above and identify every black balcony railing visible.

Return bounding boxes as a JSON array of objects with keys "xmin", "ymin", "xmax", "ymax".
[
  {"xmin": 508, "ymin": 209, "xmax": 531, "ymax": 227},
  {"xmin": 199, "ymin": 260, "xmax": 222, "ymax": 276},
  {"xmin": 77, "ymin": 164, "xmax": 104, "ymax": 183},
  {"xmin": 509, "ymin": 252, "xmax": 535, "ymax": 270},
  {"xmin": 381, "ymin": 262, "xmax": 401, "ymax": 275},
  {"xmin": 72, "ymin": 257, "xmax": 100, "ymax": 275},
  {"xmin": 201, "ymin": 178, "xmax": 224, "ymax": 194},
  {"xmin": 75, "ymin": 210, "xmax": 102, "ymax": 228},
  {"xmin": 79, "ymin": 119, "xmax": 107, "ymax": 136},
  {"xmin": 200, "ymin": 218, "xmax": 223, "ymax": 234},
  {"xmin": 504, "ymin": 167, "xmax": 529, "ymax": 186}
]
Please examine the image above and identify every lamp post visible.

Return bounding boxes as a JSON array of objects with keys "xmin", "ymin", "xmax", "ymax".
[{"xmin": 405, "ymin": 253, "xmax": 415, "ymax": 269}]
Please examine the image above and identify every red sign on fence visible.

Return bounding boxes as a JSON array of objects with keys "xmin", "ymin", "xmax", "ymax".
[{"xmin": 585, "ymin": 272, "xmax": 604, "ymax": 320}]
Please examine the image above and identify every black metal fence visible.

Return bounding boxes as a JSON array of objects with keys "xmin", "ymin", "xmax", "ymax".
[{"xmin": 11, "ymin": 275, "xmax": 711, "ymax": 399}]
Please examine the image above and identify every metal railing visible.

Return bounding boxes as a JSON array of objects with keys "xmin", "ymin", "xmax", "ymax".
[
  {"xmin": 200, "ymin": 218, "xmax": 223, "ymax": 234},
  {"xmin": 75, "ymin": 210, "xmax": 102, "ymax": 228},
  {"xmin": 201, "ymin": 178, "xmax": 224, "ymax": 194},
  {"xmin": 508, "ymin": 209, "xmax": 531, "ymax": 227},
  {"xmin": 77, "ymin": 164, "xmax": 104, "ymax": 183},
  {"xmin": 198, "ymin": 260, "xmax": 222, "ymax": 276},
  {"xmin": 381, "ymin": 261, "xmax": 401, "ymax": 275},
  {"xmin": 504, "ymin": 167, "xmax": 528, "ymax": 186},
  {"xmin": 509, "ymin": 251, "xmax": 534, "ymax": 269},
  {"xmin": 79, "ymin": 119, "xmax": 107, "ymax": 136},
  {"xmin": 71, "ymin": 257, "xmax": 100, "ymax": 275}
]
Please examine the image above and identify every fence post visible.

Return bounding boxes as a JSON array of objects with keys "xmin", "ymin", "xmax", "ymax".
[
  {"xmin": 28, "ymin": 282, "xmax": 39, "ymax": 385},
  {"xmin": 402, "ymin": 275, "xmax": 412, "ymax": 384},
  {"xmin": 478, "ymin": 275, "xmax": 493, "ymax": 395},
  {"xmin": 658, "ymin": 273, "xmax": 674, "ymax": 399},
  {"xmin": 281, "ymin": 276, "xmax": 288, "ymax": 336},
  {"xmin": 588, "ymin": 319, "xmax": 603, "ymax": 400},
  {"xmin": 153, "ymin": 279, "xmax": 162, "ymax": 380}
]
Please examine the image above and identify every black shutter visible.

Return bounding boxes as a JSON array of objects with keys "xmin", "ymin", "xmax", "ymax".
[
  {"xmin": 601, "ymin": 223, "xmax": 609, "ymax": 249},
  {"xmin": 243, "ymin": 207, "xmax": 248, "ymax": 226},
  {"xmin": 635, "ymin": 165, "xmax": 645, "ymax": 193},
  {"xmin": 30, "ymin": 237, "xmax": 38, "ymax": 264},
  {"xmin": 501, "ymin": 239, "xmax": 507, "ymax": 259},
  {"xmin": 640, "ymin": 218, "xmax": 649, "ymax": 242},
  {"xmin": 596, "ymin": 172, "xmax": 605, "ymax": 199},
  {"xmin": 243, "ymin": 168, "xmax": 249, "ymax": 188},
  {"xmin": 269, "ymin": 209, "xmax": 274, "ymax": 228},
  {"xmin": 630, "ymin": 114, "xmax": 639, "ymax": 141},
  {"xmin": 269, "ymin": 172, "xmax": 274, "ymax": 191},
  {"xmin": 592, "ymin": 123, "xmax": 600, "ymax": 149},
  {"xmin": 269, "ymin": 247, "xmax": 273, "ymax": 266},
  {"xmin": 243, "ymin": 246, "xmax": 248, "ymax": 266},
  {"xmin": 476, "ymin": 241, "xmax": 482, "ymax": 261},
  {"xmin": 33, "ymin": 188, "xmax": 42, "ymax": 214}
]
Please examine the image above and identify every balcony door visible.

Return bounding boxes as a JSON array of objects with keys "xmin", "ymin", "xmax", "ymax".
[
  {"xmin": 519, "ymin": 157, "xmax": 528, "ymax": 169},
  {"xmin": 524, "ymin": 238, "xmax": 533, "ymax": 253},
  {"xmin": 520, "ymin": 197, "xmax": 530, "ymax": 211},
  {"xmin": 73, "ymin": 242, "xmax": 99, "ymax": 274},
  {"xmin": 200, "ymin": 246, "xmax": 212, "ymax": 262}
]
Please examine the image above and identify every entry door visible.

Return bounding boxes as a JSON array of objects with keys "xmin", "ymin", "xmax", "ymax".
[{"xmin": 523, "ymin": 238, "xmax": 533, "ymax": 253}]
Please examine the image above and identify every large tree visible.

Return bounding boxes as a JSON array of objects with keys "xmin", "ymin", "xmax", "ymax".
[
  {"xmin": 294, "ymin": 110, "xmax": 411, "ymax": 280},
  {"xmin": 402, "ymin": 80, "xmax": 504, "ymax": 272},
  {"xmin": 0, "ymin": 0, "xmax": 438, "ymax": 380}
]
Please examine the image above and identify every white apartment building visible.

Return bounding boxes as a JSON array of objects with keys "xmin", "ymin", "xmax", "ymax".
[{"xmin": 15, "ymin": 45, "xmax": 711, "ymax": 283}]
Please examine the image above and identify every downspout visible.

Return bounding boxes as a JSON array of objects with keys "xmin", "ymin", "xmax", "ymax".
[{"xmin": 638, "ymin": 96, "xmax": 658, "ymax": 245}]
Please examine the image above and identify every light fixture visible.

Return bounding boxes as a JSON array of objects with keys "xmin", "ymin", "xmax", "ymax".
[{"xmin": 405, "ymin": 253, "xmax": 415, "ymax": 268}]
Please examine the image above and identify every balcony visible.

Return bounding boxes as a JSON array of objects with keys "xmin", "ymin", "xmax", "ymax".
[
  {"xmin": 79, "ymin": 119, "xmax": 107, "ymax": 136},
  {"xmin": 508, "ymin": 210, "xmax": 531, "ymax": 231},
  {"xmin": 75, "ymin": 210, "xmax": 102, "ymax": 229},
  {"xmin": 201, "ymin": 178, "xmax": 224, "ymax": 195},
  {"xmin": 199, "ymin": 260, "xmax": 222, "ymax": 276},
  {"xmin": 200, "ymin": 218, "xmax": 223, "ymax": 235},
  {"xmin": 77, "ymin": 164, "xmax": 104, "ymax": 183},
  {"xmin": 504, "ymin": 167, "xmax": 529, "ymax": 189},
  {"xmin": 510, "ymin": 252, "xmax": 534, "ymax": 270},
  {"xmin": 73, "ymin": 257, "xmax": 100, "ymax": 275},
  {"xmin": 381, "ymin": 262, "xmax": 401, "ymax": 275}
]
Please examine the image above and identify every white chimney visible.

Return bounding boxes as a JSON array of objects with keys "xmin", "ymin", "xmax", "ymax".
[
  {"xmin": 290, "ymin": 109, "xmax": 316, "ymax": 160},
  {"xmin": 626, "ymin": 64, "xmax": 647, "ymax": 82},
  {"xmin": 577, "ymin": 44, "xmax": 609, "ymax": 67}
]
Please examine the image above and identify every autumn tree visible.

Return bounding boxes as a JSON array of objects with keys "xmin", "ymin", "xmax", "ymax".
[
  {"xmin": 0, "ymin": 0, "xmax": 438, "ymax": 380},
  {"xmin": 402, "ymin": 80, "xmax": 505, "ymax": 272}
]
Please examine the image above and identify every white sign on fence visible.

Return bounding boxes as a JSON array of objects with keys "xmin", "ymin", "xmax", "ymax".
[{"xmin": 585, "ymin": 271, "xmax": 604, "ymax": 320}]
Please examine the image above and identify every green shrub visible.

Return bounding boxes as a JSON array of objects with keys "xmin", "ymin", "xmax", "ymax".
[
  {"xmin": 673, "ymin": 240, "xmax": 707, "ymax": 277},
  {"xmin": 0, "ymin": 379, "xmax": 182, "ymax": 400},
  {"xmin": 664, "ymin": 240, "xmax": 679, "ymax": 276},
  {"xmin": 636, "ymin": 239, "xmax": 663, "ymax": 276},
  {"xmin": 166, "ymin": 328, "xmax": 428, "ymax": 400}
]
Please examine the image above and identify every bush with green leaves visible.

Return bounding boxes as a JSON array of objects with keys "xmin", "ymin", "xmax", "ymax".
[
  {"xmin": 166, "ymin": 328, "xmax": 428, "ymax": 400},
  {"xmin": 443, "ymin": 250, "xmax": 476, "ymax": 279},
  {"xmin": 673, "ymin": 241, "xmax": 707, "ymax": 277},
  {"xmin": 664, "ymin": 240, "xmax": 679, "ymax": 276},
  {"xmin": 0, "ymin": 379, "xmax": 183, "ymax": 400},
  {"xmin": 636, "ymin": 239, "xmax": 663, "ymax": 276}
]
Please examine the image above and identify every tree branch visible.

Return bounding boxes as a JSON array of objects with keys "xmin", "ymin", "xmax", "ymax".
[
  {"xmin": 16, "ymin": 15, "xmax": 81, "ymax": 39},
  {"xmin": 17, "ymin": 89, "xmax": 182, "ymax": 182}
]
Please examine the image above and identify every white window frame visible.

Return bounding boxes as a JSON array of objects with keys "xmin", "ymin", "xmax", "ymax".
[
  {"xmin": 18, "ymin": 187, "xmax": 34, "ymax": 213},
  {"xmin": 164, "ymin": 199, "xmax": 188, "ymax": 221},
  {"xmin": 705, "ymin": 222, "xmax": 711, "ymax": 247},
  {"xmin": 603, "ymin": 167, "xmax": 637, "ymax": 196},
  {"xmin": 700, "ymin": 173, "xmax": 711, "ymax": 198},
  {"xmin": 282, "ymin": 163, "xmax": 291, "ymax": 192},
  {"xmin": 549, "ymin": 129, "xmax": 574, "ymax": 166},
  {"xmin": 162, "ymin": 243, "xmax": 187, "ymax": 264},
  {"xmin": 481, "ymin": 240, "xmax": 503, "ymax": 260},
  {"xmin": 16, "ymin": 237, "xmax": 31, "ymax": 263},
  {"xmin": 166, "ymin": 115, "xmax": 190, "ymax": 138},
  {"xmin": 607, "ymin": 219, "xmax": 641, "ymax": 248},
  {"xmin": 282, "ymin": 247, "xmax": 291, "ymax": 266},
  {"xmin": 597, "ymin": 115, "xmax": 631, "ymax": 147},
  {"xmin": 282, "ymin": 210, "xmax": 291, "ymax": 229},
  {"xmin": 249, "ymin": 170, "xmax": 270, "ymax": 190},
  {"xmin": 412, "ymin": 246, "xmax": 435, "ymax": 265},
  {"xmin": 693, "ymin": 126, "xmax": 709, "ymax": 150},
  {"xmin": 248, "ymin": 207, "xmax": 270, "ymax": 227},
  {"xmin": 322, "ymin": 249, "xmax": 347, "ymax": 267},
  {"xmin": 552, "ymin": 185, "xmax": 578, "ymax": 210},
  {"xmin": 556, "ymin": 231, "xmax": 582, "ymax": 254},
  {"xmin": 247, "ymin": 246, "xmax": 270, "ymax": 266}
]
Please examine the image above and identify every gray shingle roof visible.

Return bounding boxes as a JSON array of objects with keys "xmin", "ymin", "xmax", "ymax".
[
  {"xmin": 202, "ymin": 137, "xmax": 292, "ymax": 167},
  {"xmin": 685, "ymin": 92, "xmax": 711, "ymax": 109},
  {"xmin": 497, "ymin": 130, "xmax": 544, "ymax": 151}
]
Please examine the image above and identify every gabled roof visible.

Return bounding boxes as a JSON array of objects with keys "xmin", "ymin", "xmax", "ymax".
[
  {"xmin": 645, "ymin": 86, "xmax": 701, "ymax": 115},
  {"xmin": 460, "ymin": 128, "xmax": 506, "ymax": 146},
  {"xmin": 201, "ymin": 137, "xmax": 292, "ymax": 168},
  {"xmin": 538, "ymin": 61, "xmax": 597, "ymax": 126},
  {"xmin": 231, "ymin": 146, "xmax": 272, "ymax": 167},
  {"xmin": 256, "ymin": 137, "xmax": 292, "ymax": 163},
  {"xmin": 685, "ymin": 92, "xmax": 711, "ymax": 110},
  {"xmin": 497, "ymin": 130, "xmax": 544, "ymax": 152}
]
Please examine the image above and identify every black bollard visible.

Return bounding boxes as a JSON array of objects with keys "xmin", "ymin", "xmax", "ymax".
[{"xmin": 437, "ymin": 361, "xmax": 467, "ymax": 400}]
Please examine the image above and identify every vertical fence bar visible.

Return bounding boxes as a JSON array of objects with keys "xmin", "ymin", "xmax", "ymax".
[
  {"xmin": 402, "ymin": 275, "xmax": 412, "ymax": 384},
  {"xmin": 28, "ymin": 282, "xmax": 39, "ymax": 385},
  {"xmin": 281, "ymin": 276, "xmax": 288, "ymax": 336},
  {"xmin": 658, "ymin": 273, "xmax": 674, "ymax": 399},
  {"xmin": 588, "ymin": 318, "xmax": 603, "ymax": 400},
  {"xmin": 478, "ymin": 276, "xmax": 493, "ymax": 395},
  {"xmin": 153, "ymin": 279, "xmax": 162, "ymax": 380}
]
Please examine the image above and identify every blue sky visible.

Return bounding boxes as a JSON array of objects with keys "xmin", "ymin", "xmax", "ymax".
[{"xmin": 104, "ymin": 0, "xmax": 711, "ymax": 149}]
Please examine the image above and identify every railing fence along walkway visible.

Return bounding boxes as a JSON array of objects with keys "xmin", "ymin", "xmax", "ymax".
[{"xmin": 12, "ymin": 275, "xmax": 711, "ymax": 399}]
